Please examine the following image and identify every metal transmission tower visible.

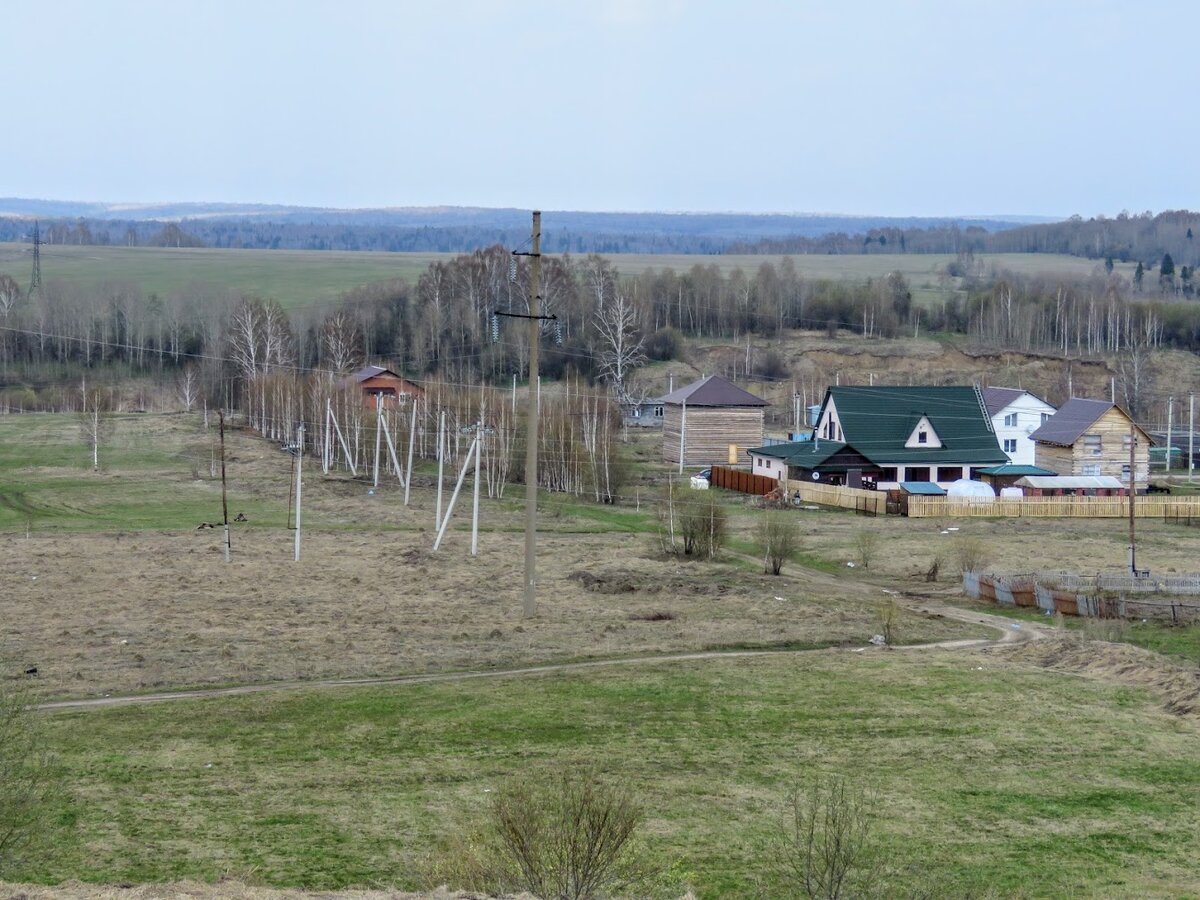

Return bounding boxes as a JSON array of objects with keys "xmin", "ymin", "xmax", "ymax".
[{"xmin": 28, "ymin": 221, "xmax": 42, "ymax": 296}]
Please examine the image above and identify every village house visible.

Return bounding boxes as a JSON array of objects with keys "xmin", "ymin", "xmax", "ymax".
[
  {"xmin": 982, "ymin": 386, "xmax": 1057, "ymax": 465},
  {"xmin": 1029, "ymin": 397, "xmax": 1152, "ymax": 489},
  {"xmin": 339, "ymin": 365, "xmax": 424, "ymax": 410},
  {"xmin": 660, "ymin": 374, "xmax": 767, "ymax": 468},
  {"xmin": 749, "ymin": 439, "xmax": 881, "ymax": 488},
  {"xmin": 811, "ymin": 385, "xmax": 1008, "ymax": 489}
]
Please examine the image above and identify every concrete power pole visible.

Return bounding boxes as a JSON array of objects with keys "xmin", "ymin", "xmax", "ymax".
[
  {"xmin": 523, "ymin": 211, "xmax": 542, "ymax": 619},
  {"xmin": 293, "ymin": 423, "xmax": 304, "ymax": 562}
]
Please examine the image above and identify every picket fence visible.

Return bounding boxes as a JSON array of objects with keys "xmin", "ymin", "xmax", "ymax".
[
  {"xmin": 786, "ymin": 480, "xmax": 885, "ymax": 516},
  {"xmin": 908, "ymin": 495, "xmax": 1200, "ymax": 519}
]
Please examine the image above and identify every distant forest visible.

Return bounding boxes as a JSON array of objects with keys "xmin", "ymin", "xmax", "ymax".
[{"xmin": 1, "ymin": 203, "xmax": 1198, "ymax": 269}]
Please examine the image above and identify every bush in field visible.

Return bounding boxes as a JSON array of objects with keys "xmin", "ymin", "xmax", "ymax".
[
  {"xmin": 854, "ymin": 528, "xmax": 879, "ymax": 569},
  {"xmin": 952, "ymin": 534, "xmax": 990, "ymax": 576},
  {"xmin": 431, "ymin": 766, "xmax": 647, "ymax": 900},
  {"xmin": 775, "ymin": 775, "xmax": 877, "ymax": 900},
  {"xmin": 657, "ymin": 481, "xmax": 728, "ymax": 560},
  {"xmin": 759, "ymin": 511, "xmax": 800, "ymax": 575},
  {"xmin": 876, "ymin": 598, "xmax": 899, "ymax": 646}
]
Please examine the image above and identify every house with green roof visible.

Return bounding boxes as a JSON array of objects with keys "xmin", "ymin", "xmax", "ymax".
[
  {"xmin": 811, "ymin": 385, "xmax": 1008, "ymax": 489},
  {"xmin": 749, "ymin": 439, "xmax": 883, "ymax": 488}
]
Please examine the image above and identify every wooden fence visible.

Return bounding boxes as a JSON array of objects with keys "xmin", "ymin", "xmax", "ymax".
[
  {"xmin": 907, "ymin": 495, "xmax": 1200, "ymax": 519},
  {"xmin": 786, "ymin": 480, "xmax": 886, "ymax": 516},
  {"xmin": 710, "ymin": 465, "xmax": 777, "ymax": 495}
]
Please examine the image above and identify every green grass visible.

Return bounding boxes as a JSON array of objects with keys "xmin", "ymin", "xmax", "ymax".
[
  {"xmin": 0, "ymin": 243, "xmax": 1127, "ymax": 312},
  {"xmin": 15, "ymin": 651, "xmax": 1200, "ymax": 896},
  {"xmin": 953, "ymin": 599, "xmax": 1200, "ymax": 667},
  {"xmin": 0, "ymin": 413, "xmax": 290, "ymax": 533}
]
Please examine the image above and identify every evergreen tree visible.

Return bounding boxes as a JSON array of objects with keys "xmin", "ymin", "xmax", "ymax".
[
  {"xmin": 1105, "ymin": 256, "xmax": 1114, "ymax": 273},
  {"xmin": 1134, "ymin": 261, "xmax": 1144, "ymax": 290}
]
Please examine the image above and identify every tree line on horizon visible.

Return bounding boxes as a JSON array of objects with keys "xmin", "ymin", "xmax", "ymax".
[
  {"xmin": 5, "ymin": 209, "xmax": 1200, "ymax": 265},
  {"xmin": 0, "ymin": 244, "xmax": 1196, "ymax": 422}
]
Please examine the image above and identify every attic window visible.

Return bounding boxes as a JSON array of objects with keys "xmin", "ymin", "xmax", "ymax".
[
  {"xmin": 918, "ymin": 430, "xmax": 928, "ymax": 444},
  {"xmin": 1084, "ymin": 434, "xmax": 1102, "ymax": 457}
]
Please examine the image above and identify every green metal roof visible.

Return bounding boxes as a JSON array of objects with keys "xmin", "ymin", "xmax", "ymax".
[
  {"xmin": 900, "ymin": 481, "xmax": 946, "ymax": 495},
  {"xmin": 819, "ymin": 386, "xmax": 1007, "ymax": 466},
  {"xmin": 750, "ymin": 440, "xmax": 847, "ymax": 467},
  {"xmin": 974, "ymin": 464, "xmax": 1057, "ymax": 476}
]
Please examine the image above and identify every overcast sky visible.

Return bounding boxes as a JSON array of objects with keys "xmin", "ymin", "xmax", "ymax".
[{"xmin": 4, "ymin": 0, "xmax": 1194, "ymax": 218}]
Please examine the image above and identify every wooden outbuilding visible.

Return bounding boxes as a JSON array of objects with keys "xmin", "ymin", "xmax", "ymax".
[
  {"xmin": 660, "ymin": 375, "xmax": 767, "ymax": 468},
  {"xmin": 1029, "ymin": 398, "xmax": 1151, "ymax": 489},
  {"xmin": 339, "ymin": 365, "xmax": 425, "ymax": 410}
]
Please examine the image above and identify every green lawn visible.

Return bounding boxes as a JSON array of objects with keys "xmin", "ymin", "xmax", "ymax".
[
  {"xmin": 0, "ymin": 413, "xmax": 291, "ymax": 533},
  {"xmin": 15, "ymin": 650, "xmax": 1200, "ymax": 897},
  {"xmin": 0, "ymin": 242, "xmax": 1126, "ymax": 311}
]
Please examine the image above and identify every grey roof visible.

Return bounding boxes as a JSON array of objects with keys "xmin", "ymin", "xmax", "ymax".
[
  {"xmin": 1028, "ymin": 398, "xmax": 1118, "ymax": 446},
  {"xmin": 982, "ymin": 386, "xmax": 1051, "ymax": 417},
  {"xmin": 658, "ymin": 375, "xmax": 767, "ymax": 408},
  {"xmin": 1014, "ymin": 475, "xmax": 1125, "ymax": 489},
  {"xmin": 349, "ymin": 364, "xmax": 393, "ymax": 382}
]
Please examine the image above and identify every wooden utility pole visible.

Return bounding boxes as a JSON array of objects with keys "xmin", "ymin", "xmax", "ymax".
[
  {"xmin": 219, "ymin": 410, "xmax": 230, "ymax": 562},
  {"xmin": 293, "ymin": 423, "xmax": 304, "ymax": 562},
  {"xmin": 1190, "ymin": 391, "xmax": 1195, "ymax": 483},
  {"xmin": 523, "ymin": 211, "xmax": 542, "ymax": 618},
  {"xmin": 1128, "ymin": 419, "xmax": 1138, "ymax": 576}
]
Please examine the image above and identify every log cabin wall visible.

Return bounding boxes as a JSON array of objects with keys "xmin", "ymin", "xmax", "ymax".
[{"xmin": 663, "ymin": 405, "xmax": 764, "ymax": 467}]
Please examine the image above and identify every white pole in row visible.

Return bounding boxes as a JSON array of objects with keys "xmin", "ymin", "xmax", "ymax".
[
  {"xmin": 404, "ymin": 399, "xmax": 417, "ymax": 506},
  {"xmin": 433, "ymin": 436, "xmax": 479, "ymax": 552},
  {"xmin": 293, "ymin": 423, "xmax": 304, "ymax": 562},
  {"xmin": 435, "ymin": 410, "xmax": 446, "ymax": 530}
]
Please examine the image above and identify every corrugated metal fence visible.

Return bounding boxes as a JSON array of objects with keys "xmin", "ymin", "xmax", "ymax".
[
  {"xmin": 710, "ymin": 465, "xmax": 778, "ymax": 495},
  {"xmin": 963, "ymin": 571, "xmax": 1200, "ymax": 623}
]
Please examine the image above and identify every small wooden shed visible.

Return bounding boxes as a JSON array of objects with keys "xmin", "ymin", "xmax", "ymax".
[
  {"xmin": 659, "ymin": 375, "xmax": 767, "ymax": 468},
  {"xmin": 339, "ymin": 365, "xmax": 425, "ymax": 410}
]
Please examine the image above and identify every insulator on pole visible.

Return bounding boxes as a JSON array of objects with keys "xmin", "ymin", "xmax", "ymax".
[
  {"xmin": 491, "ymin": 313, "xmax": 500, "ymax": 343},
  {"xmin": 508, "ymin": 257, "xmax": 518, "ymax": 283},
  {"xmin": 553, "ymin": 318, "xmax": 563, "ymax": 346}
]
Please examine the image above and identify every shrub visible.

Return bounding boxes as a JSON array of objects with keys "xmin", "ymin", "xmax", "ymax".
[
  {"xmin": 644, "ymin": 327, "xmax": 683, "ymax": 362},
  {"xmin": 776, "ymin": 775, "xmax": 877, "ymax": 899},
  {"xmin": 952, "ymin": 534, "xmax": 990, "ymax": 576},
  {"xmin": 431, "ymin": 766, "xmax": 647, "ymax": 900},
  {"xmin": 854, "ymin": 528, "xmax": 879, "ymax": 569},
  {"xmin": 678, "ymin": 493, "xmax": 728, "ymax": 559},
  {"xmin": 757, "ymin": 349, "xmax": 790, "ymax": 381},
  {"xmin": 759, "ymin": 511, "xmax": 800, "ymax": 575},
  {"xmin": 876, "ymin": 598, "xmax": 899, "ymax": 646}
]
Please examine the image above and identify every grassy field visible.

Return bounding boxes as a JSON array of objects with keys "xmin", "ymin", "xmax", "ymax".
[
  {"xmin": 9, "ymin": 649, "xmax": 1200, "ymax": 897},
  {"xmin": 0, "ymin": 242, "xmax": 1126, "ymax": 310},
  {"xmin": 6, "ymin": 411, "xmax": 1200, "ymax": 896}
]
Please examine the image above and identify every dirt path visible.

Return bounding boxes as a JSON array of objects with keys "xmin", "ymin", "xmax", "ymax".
[{"xmin": 37, "ymin": 589, "xmax": 1046, "ymax": 712}]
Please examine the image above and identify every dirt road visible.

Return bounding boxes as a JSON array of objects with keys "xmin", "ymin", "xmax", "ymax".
[{"xmin": 37, "ymin": 590, "xmax": 1044, "ymax": 712}]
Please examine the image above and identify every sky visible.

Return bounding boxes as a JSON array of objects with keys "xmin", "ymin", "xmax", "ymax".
[{"xmin": 4, "ymin": 0, "xmax": 1197, "ymax": 218}]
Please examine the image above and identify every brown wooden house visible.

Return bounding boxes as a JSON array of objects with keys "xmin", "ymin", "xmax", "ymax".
[
  {"xmin": 1029, "ymin": 398, "xmax": 1151, "ymax": 489},
  {"xmin": 339, "ymin": 365, "xmax": 425, "ymax": 410},
  {"xmin": 659, "ymin": 375, "xmax": 767, "ymax": 467}
]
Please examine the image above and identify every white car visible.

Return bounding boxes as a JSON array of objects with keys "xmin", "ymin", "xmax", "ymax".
[{"xmin": 689, "ymin": 468, "xmax": 712, "ymax": 490}]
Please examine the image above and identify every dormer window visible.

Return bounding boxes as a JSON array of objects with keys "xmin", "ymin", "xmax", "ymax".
[
  {"xmin": 905, "ymin": 415, "xmax": 943, "ymax": 449},
  {"xmin": 918, "ymin": 431, "xmax": 928, "ymax": 444}
]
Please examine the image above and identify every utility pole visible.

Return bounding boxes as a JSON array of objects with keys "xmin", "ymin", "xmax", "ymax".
[
  {"xmin": 1128, "ymin": 420, "xmax": 1138, "ymax": 576},
  {"xmin": 28, "ymin": 221, "xmax": 42, "ymax": 296},
  {"xmin": 1166, "ymin": 396, "xmax": 1174, "ymax": 474},
  {"xmin": 293, "ymin": 423, "xmax": 304, "ymax": 562},
  {"xmin": 523, "ymin": 211, "xmax": 542, "ymax": 618},
  {"xmin": 219, "ymin": 410, "xmax": 230, "ymax": 562},
  {"xmin": 1190, "ymin": 391, "xmax": 1195, "ymax": 483}
]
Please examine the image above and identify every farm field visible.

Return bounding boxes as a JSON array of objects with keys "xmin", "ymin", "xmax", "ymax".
[
  {"xmin": 0, "ymin": 242, "xmax": 1125, "ymax": 310},
  {"xmin": 8, "ymin": 646, "xmax": 1200, "ymax": 897},
  {"xmin": 6, "ymin": 412, "xmax": 1200, "ymax": 897}
]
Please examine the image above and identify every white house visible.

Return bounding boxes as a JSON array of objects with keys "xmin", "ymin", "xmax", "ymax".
[{"xmin": 982, "ymin": 387, "xmax": 1057, "ymax": 466}]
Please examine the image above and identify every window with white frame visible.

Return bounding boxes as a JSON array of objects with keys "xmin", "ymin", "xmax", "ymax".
[
  {"xmin": 1003, "ymin": 439, "xmax": 1018, "ymax": 453},
  {"xmin": 1083, "ymin": 434, "xmax": 1102, "ymax": 457},
  {"xmin": 1082, "ymin": 463, "xmax": 1101, "ymax": 476},
  {"xmin": 1004, "ymin": 413, "xmax": 1018, "ymax": 427}
]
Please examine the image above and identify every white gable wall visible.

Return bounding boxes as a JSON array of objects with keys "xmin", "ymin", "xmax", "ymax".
[
  {"xmin": 991, "ymin": 393, "xmax": 1057, "ymax": 465},
  {"xmin": 816, "ymin": 399, "xmax": 844, "ymax": 443}
]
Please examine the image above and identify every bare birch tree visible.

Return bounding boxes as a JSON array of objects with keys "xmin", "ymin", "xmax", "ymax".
[{"xmin": 594, "ymin": 292, "xmax": 646, "ymax": 403}]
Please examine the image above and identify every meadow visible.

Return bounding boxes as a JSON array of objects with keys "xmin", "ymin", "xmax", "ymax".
[
  {"xmin": 5, "ymin": 411, "xmax": 1200, "ymax": 897},
  {"xmin": 0, "ymin": 242, "xmax": 1126, "ymax": 310}
]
